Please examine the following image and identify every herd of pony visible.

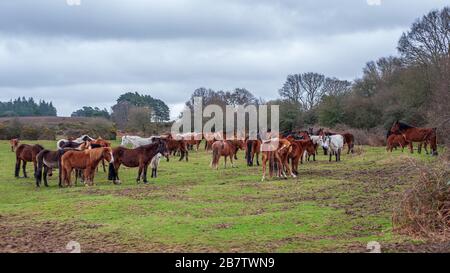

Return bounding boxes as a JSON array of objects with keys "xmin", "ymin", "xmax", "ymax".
[{"xmin": 9, "ymin": 121, "xmax": 438, "ymax": 188}]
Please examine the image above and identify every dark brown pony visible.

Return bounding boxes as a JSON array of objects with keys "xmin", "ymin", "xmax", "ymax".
[
  {"xmin": 390, "ymin": 121, "xmax": 438, "ymax": 156},
  {"xmin": 210, "ymin": 140, "xmax": 245, "ymax": 169},
  {"xmin": 386, "ymin": 131, "xmax": 409, "ymax": 152},
  {"xmin": 245, "ymin": 139, "xmax": 261, "ymax": 166},
  {"xmin": 15, "ymin": 144, "xmax": 45, "ymax": 178},
  {"xmin": 10, "ymin": 138, "xmax": 19, "ymax": 152},
  {"xmin": 167, "ymin": 139, "xmax": 189, "ymax": 161},
  {"xmin": 108, "ymin": 139, "xmax": 169, "ymax": 184},
  {"xmin": 61, "ymin": 147, "xmax": 114, "ymax": 187},
  {"xmin": 35, "ymin": 149, "xmax": 66, "ymax": 187}
]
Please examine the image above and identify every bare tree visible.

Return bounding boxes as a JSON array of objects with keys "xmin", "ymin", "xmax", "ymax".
[
  {"xmin": 300, "ymin": 72, "xmax": 325, "ymax": 110},
  {"xmin": 323, "ymin": 77, "xmax": 352, "ymax": 96},
  {"xmin": 278, "ymin": 74, "xmax": 304, "ymax": 106},
  {"xmin": 398, "ymin": 7, "xmax": 449, "ymax": 68}
]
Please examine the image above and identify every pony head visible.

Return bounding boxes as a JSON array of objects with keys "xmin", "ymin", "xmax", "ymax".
[
  {"xmin": 156, "ymin": 139, "xmax": 170, "ymax": 158},
  {"xmin": 321, "ymin": 136, "xmax": 330, "ymax": 149},
  {"xmin": 102, "ymin": 147, "xmax": 114, "ymax": 163},
  {"xmin": 121, "ymin": 136, "xmax": 129, "ymax": 146}
]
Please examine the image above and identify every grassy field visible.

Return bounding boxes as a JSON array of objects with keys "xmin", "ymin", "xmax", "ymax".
[{"xmin": 0, "ymin": 140, "xmax": 443, "ymax": 253}]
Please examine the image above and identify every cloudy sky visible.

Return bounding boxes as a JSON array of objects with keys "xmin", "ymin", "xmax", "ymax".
[{"xmin": 0, "ymin": 0, "xmax": 448, "ymax": 119}]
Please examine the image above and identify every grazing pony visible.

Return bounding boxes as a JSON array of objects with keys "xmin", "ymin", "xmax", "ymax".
[
  {"xmin": 245, "ymin": 139, "xmax": 261, "ymax": 166},
  {"xmin": 288, "ymin": 141, "xmax": 308, "ymax": 176},
  {"xmin": 57, "ymin": 135, "xmax": 93, "ymax": 150},
  {"xmin": 10, "ymin": 138, "xmax": 19, "ymax": 152},
  {"xmin": 261, "ymin": 138, "xmax": 296, "ymax": 181},
  {"xmin": 167, "ymin": 138, "xmax": 189, "ymax": 161},
  {"xmin": 120, "ymin": 135, "xmax": 159, "ymax": 148},
  {"xmin": 210, "ymin": 140, "xmax": 245, "ymax": 169},
  {"xmin": 15, "ymin": 144, "xmax": 45, "ymax": 178},
  {"xmin": 386, "ymin": 131, "xmax": 409, "ymax": 152},
  {"xmin": 390, "ymin": 121, "xmax": 438, "ymax": 156},
  {"xmin": 35, "ymin": 149, "xmax": 63, "ymax": 187},
  {"xmin": 61, "ymin": 147, "xmax": 114, "ymax": 187},
  {"xmin": 108, "ymin": 139, "xmax": 169, "ymax": 184},
  {"xmin": 320, "ymin": 135, "xmax": 344, "ymax": 162}
]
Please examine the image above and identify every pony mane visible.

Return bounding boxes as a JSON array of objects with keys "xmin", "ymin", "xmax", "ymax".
[
  {"xmin": 397, "ymin": 121, "xmax": 415, "ymax": 131},
  {"xmin": 35, "ymin": 144, "xmax": 45, "ymax": 150}
]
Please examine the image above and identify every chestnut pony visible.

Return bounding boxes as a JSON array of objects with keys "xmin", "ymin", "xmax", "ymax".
[
  {"xmin": 245, "ymin": 139, "xmax": 261, "ymax": 167},
  {"xmin": 210, "ymin": 140, "xmax": 246, "ymax": 169},
  {"xmin": 10, "ymin": 138, "xmax": 19, "ymax": 152},
  {"xmin": 261, "ymin": 138, "xmax": 296, "ymax": 182},
  {"xmin": 108, "ymin": 138, "xmax": 169, "ymax": 184},
  {"xmin": 61, "ymin": 147, "xmax": 114, "ymax": 187},
  {"xmin": 15, "ymin": 144, "xmax": 45, "ymax": 178},
  {"xmin": 90, "ymin": 138, "xmax": 112, "ymax": 172},
  {"xmin": 386, "ymin": 131, "xmax": 409, "ymax": 152},
  {"xmin": 390, "ymin": 121, "xmax": 438, "ymax": 156}
]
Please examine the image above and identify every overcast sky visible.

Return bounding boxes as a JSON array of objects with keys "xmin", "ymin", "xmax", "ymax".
[{"xmin": 0, "ymin": 0, "xmax": 448, "ymax": 119}]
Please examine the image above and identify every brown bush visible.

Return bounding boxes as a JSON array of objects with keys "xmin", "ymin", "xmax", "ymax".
[{"xmin": 393, "ymin": 158, "xmax": 450, "ymax": 239}]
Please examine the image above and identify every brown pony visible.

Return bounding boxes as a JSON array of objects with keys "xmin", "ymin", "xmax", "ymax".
[
  {"xmin": 245, "ymin": 139, "xmax": 261, "ymax": 166},
  {"xmin": 61, "ymin": 147, "xmax": 114, "ymax": 187},
  {"xmin": 10, "ymin": 138, "xmax": 19, "ymax": 152},
  {"xmin": 15, "ymin": 144, "xmax": 45, "ymax": 178},
  {"xmin": 386, "ymin": 131, "xmax": 409, "ymax": 152},
  {"xmin": 90, "ymin": 138, "xmax": 112, "ymax": 172},
  {"xmin": 261, "ymin": 138, "xmax": 296, "ymax": 181},
  {"xmin": 390, "ymin": 121, "xmax": 438, "ymax": 156},
  {"xmin": 108, "ymin": 139, "xmax": 169, "ymax": 184},
  {"xmin": 167, "ymin": 139, "xmax": 189, "ymax": 161},
  {"xmin": 210, "ymin": 140, "xmax": 245, "ymax": 169}
]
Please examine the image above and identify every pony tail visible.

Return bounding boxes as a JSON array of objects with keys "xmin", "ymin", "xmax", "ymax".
[
  {"xmin": 108, "ymin": 163, "xmax": 116, "ymax": 181},
  {"xmin": 35, "ymin": 150, "xmax": 45, "ymax": 185},
  {"xmin": 212, "ymin": 147, "xmax": 219, "ymax": 167},
  {"xmin": 246, "ymin": 141, "xmax": 253, "ymax": 165}
]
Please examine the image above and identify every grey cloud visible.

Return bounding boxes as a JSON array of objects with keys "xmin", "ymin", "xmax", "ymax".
[{"xmin": 0, "ymin": 0, "xmax": 448, "ymax": 118}]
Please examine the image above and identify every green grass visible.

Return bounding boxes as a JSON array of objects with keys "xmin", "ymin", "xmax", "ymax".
[{"xmin": 0, "ymin": 140, "xmax": 441, "ymax": 253}]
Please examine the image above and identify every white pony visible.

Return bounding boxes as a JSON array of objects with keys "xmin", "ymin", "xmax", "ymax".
[
  {"xmin": 57, "ymin": 135, "xmax": 94, "ymax": 150},
  {"xmin": 319, "ymin": 135, "xmax": 344, "ymax": 162},
  {"xmin": 120, "ymin": 135, "xmax": 159, "ymax": 148}
]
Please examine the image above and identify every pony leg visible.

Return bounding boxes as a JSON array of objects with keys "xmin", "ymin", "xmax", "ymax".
[
  {"xmin": 409, "ymin": 142, "xmax": 414, "ymax": 154},
  {"xmin": 23, "ymin": 161, "xmax": 28, "ymax": 178},
  {"xmin": 261, "ymin": 154, "xmax": 267, "ymax": 182},
  {"xmin": 15, "ymin": 159, "xmax": 21, "ymax": 178},
  {"xmin": 43, "ymin": 166, "xmax": 49, "ymax": 187},
  {"xmin": 224, "ymin": 156, "xmax": 227, "ymax": 169},
  {"xmin": 143, "ymin": 163, "xmax": 149, "ymax": 183},
  {"xmin": 137, "ymin": 164, "xmax": 143, "ymax": 183}
]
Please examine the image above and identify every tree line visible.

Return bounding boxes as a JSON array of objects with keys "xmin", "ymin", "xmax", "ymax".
[{"xmin": 0, "ymin": 97, "xmax": 57, "ymax": 117}]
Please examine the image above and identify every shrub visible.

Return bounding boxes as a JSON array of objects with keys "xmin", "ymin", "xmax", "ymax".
[{"xmin": 393, "ymin": 159, "xmax": 450, "ymax": 239}]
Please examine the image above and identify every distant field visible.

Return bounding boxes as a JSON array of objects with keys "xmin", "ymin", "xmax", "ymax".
[{"xmin": 0, "ymin": 140, "xmax": 443, "ymax": 253}]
